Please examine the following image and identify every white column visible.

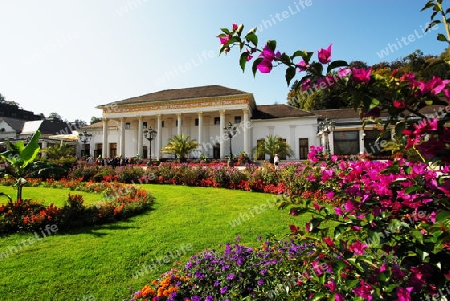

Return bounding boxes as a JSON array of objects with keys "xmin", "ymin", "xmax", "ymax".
[
  {"xmin": 243, "ymin": 109, "xmax": 250, "ymax": 156},
  {"xmin": 41, "ymin": 141, "xmax": 48, "ymax": 159},
  {"xmin": 329, "ymin": 131, "xmax": 335, "ymax": 155},
  {"xmin": 137, "ymin": 116, "xmax": 143, "ymax": 157},
  {"xmin": 120, "ymin": 118, "xmax": 126, "ymax": 157},
  {"xmin": 198, "ymin": 112, "xmax": 203, "ymax": 147},
  {"xmin": 156, "ymin": 115, "xmax": 162, "ymax": 160},
  {"xmin": 219, "ymin": 110, "xmax": 225, "ymax": 158},
  {"xmin": 359, "ymin": 129, "xmax": 365, "ymax": 154},
  {"xmin": 102, "ymin": 118, "xmax": 108, "ymax": 158},
  {"xmin": 289, "ymin": 125, "xmax": 296, "ymax": 159},
  {"xmin": 177, "ymin": 113, "xmax": 182, "ymax": 136}
]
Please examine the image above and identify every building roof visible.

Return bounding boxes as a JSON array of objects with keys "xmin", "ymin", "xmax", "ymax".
[
  {"xmin": 20, "ymin": 119, "xmax": 74, "ymax": 136},
  {"xmin": 0, "ymin": 117, "xmax": 26, "ymax": 133},
  {"xmin": 98, "ymin": 85, "xmax": 252, "ymax": 107},
  {"xmin": 82, "ymin": 119, "xmax": 119, "ymax": 130},
  {"xmin": 252, "ymin": 104, "xmax": 316, "ymax": 120}
]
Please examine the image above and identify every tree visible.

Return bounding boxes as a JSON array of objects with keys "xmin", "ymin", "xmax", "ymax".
[
  {"xmin": 48, "ymin": 112, "xmax": 63, "ymax": 121},
  {"xmin": 0, "ymin": 93, "xmax": 5, "ymax": 103},
  {"xmin": 254, "ymin": 134, "xmax": 293, "ymax": 163},
  {"xmin": 74, "ymin": 119, "xmax": 87, "ymax": 128},
  {"xmin": 161, "ymin": 134, "xmax": 199, "ymax": 162},
  {"xmin": 90, "ymin": 116, "xmax": 102, "ymax": 124},
  {"xmin": 0, "ymin": 130, "xmax": 40, "ymax": 201},
  {"xmin": 41, "ymin": 143, "xmax": 77, "ymax": 165}
]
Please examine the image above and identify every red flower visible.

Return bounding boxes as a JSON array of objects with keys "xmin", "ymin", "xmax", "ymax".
[{"xmin": 289, "ymin": 224, "xmax": 299, "ymax": 234}]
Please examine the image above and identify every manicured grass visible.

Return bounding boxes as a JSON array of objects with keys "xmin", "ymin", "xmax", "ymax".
[
  {"xmin": 0, "ymin": 184, "xmax": 306, "ymax": 301},
  {"xmin": 0, "ymin": 186, "xmax": 106, "ymax": 207}
]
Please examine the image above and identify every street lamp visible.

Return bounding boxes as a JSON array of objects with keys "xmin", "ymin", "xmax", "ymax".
[
  {"xmin": 78, "ymin": 130, "xmax": 92, "ymax": 157},
  {"xmin": 143, "ymin": 126, "xmax": 157, "ymax": 163},
  {"xmin": 224, "ymin": 122, "xmax": 237, "ymax": 167},
  {"xmin": 318, "ymin": 118, "xmax": 335, "ymax": 154}
]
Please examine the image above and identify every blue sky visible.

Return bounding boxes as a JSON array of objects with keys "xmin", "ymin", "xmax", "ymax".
[{"xmin": 0, "ymin": 0, "xmax": 447, "ymax": 123}]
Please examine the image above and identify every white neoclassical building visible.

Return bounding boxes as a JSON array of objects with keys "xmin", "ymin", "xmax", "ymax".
[{"xmin": 80, "ymin": 85, "xmax": 320, "ymax": 161}]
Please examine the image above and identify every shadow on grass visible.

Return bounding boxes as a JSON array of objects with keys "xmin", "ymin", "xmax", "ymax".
[{"xmin": 58, "ymin": 206, "xmax": 156, "ymax": 237}]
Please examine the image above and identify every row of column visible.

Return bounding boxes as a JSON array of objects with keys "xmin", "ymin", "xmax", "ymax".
[{"xmin": 101, "ymin": 109, "xmax": 251, "ymax": 159}]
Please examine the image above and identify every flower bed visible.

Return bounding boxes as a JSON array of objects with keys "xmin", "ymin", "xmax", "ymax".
[{"xmin": 0, "ymin": 180, "xmax": 154, "ymax": 233}]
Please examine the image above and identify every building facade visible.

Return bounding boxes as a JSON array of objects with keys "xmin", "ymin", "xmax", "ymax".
[{"xmin": 81, "ymin": 85, "xmax": 322, "ymax": 161}]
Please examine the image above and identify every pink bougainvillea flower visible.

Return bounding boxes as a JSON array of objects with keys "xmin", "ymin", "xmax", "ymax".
[
  {"xmin": 362, "ymin": 107, "xmax": 381, "ymax": 118},
  {"xmin": 413, "ymin": 76, "xmax": 450, "ymax": 95},
  {"xmin": 257, "ymin": 45, "xmax": 281, "ymax": 73},
  {"xmin": 353, "ymin": 280, "xmax": 373, "ymax": 301},
  {"xmin": 318, "ymin": 44, "xmax": 332, "ymax": 64},
  {"xmin": 395, "ymin": 287, "xmax": 413, "ymax": 301},
  {"xmin": 399, "ymin": 72, "xmax": 415, "ymax": 82},
  {"xmin": 324, "ymin": 279, "xmax": 336, "ymax": 292},
  {"xmin": 232, "ymin": 23, "xmax": 238, "ymax": 31},
  {"xmin": 335, "ymin": 293, "xmax": 344, "ymax": 301},
  {"xmin": 218, "ymin": 34, "xmax": 230, "ymax": 45},
  {"xmin": 334, "ymin": 207, "xmax": 343, "ymax": 216},
  {"xmin": 415, "ymin": 137, "xmax": 445, "ymax": 159},
  {"xmin": 352, "ymin": 67, "xmax": 372, "ymax": 85},
  {"xmin": 412, "ymin": 116, "xmax": 438, "ymax": 135},
  {"xmin": 349, "ymin": 240, "xmax": 368, "ymax": 255},
  {"xmin": 297, "ymin": 60, "xmax": 309, "ymax": 71},
  {"xmin": 338, "ymin": 67, "xmax": 351, "ymax": 78},
  {"xmin": 301, "ymin": 78, "xmax": 311, "ymax": 91}
]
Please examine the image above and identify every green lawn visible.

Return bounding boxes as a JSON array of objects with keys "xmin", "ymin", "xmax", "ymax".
[{"xmin": 0, "ymin": 184, "xmax": 306, "ymax": 301}]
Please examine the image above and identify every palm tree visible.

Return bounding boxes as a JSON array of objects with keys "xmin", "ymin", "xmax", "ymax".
[
  {"xmin": 254, "ymin": 134, "xmax": 293, "ymax": 163},
  {"xmin": 161, "ymin": 134, "xmax": 199, "ymax": 162}
]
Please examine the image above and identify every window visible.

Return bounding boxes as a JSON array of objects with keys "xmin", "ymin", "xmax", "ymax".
[
  {"xmin": 161, "ymin": 121, "xmax": 164, "ymax": 128},
  {"xmin": 109, "ymin": 143, "xmax": 117, "ymax": 157},
  {"xmin": 333, "ymin": 131, "xmax": 359, "ymax": 155},
  {"xmin": 142, "ymin": 146, "xmax": 148, "ymax": 159},
  {"xmin": 143, "ymin": 122, "xmax": 147, "ymax": 129},
  {"xmin": 195, "ymin": 118, "xmax": 199, "ymax": 126},
  {"xmin": 125, "ymin": 122, "xmax": 130, "ymax": 130},
  {"xmin": 363, "ymin": 130, "xmax": 390, "ymax": 157},
  {"xmin": 234, "ymin": 116, "xmax": 241, "ymax": 124},
  {"xmin": 299, "ymin": 138, "xmax": 309, "ymax": 160},
  {"xmin": 176, "ymin": 120, "xmax": 178, "ymax": 127},
  {"xmin": 214, "ymin": 117, "xmax": 220, "ymax": 125}
]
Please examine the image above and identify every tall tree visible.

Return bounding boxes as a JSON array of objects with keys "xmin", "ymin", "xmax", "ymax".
[{"xmin": 90, "ymin": 116, "xmax": 102, "ymax": 124}]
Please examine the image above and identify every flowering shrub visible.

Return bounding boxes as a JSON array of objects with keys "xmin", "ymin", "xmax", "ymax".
[{"xmin": 0, "ymin": 180, "xmax": 154, "ymax": 233}]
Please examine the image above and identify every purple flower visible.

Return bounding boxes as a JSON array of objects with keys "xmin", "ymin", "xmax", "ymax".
[
  {"xmin": 220, "ymin": 286, "xmax": 229, "ymax": 294},
  {"xmin": 257, "ymin": 279, "xmax": 265, "ymax": 286},
  {"xmin": 226, "ymin": 273, "xmax": 235, "ymax": 280}
]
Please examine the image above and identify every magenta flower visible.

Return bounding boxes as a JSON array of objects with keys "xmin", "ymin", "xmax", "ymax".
[
  {"xmin": 413, "ymin": 116, "xmax": 438, "ymax": 135},
  {"xmin": 318, "ymin": 44, "xmax": 332, "ymax": 64},
  {"xmin": 334, "ymin": 207, "xmax": 343, "ymax": 216},
  {"xmin": 297, "ymin": 60, "xmax": 309, "ymax": 71},
  {"xmin": 218, "ymin": 34, "xmax": 230, "ymax": 45},
  {"xmin": 301, "ymin": 78, "xmax": 311, "ymax": 91},
  {"xmin": 232, "ymin": 23, "xmax": 238, "ymax": 31},
  {"xmin": 349, "ymin": 240, "xmax": 368, "ymax": 255},
  {"xmin": 257, "ymin": 45, "xmax": 281, "ymax": 73},
  {"xmin": 393, "ymin": 100, "xmax": 405, "ymax": 109},
  {"xmin": 324, "ymin": 279, "xmax": 336, "ymax": 292},
  {"xmin": 353, "ymin": 280, "xmax": 373, "ymax": 300},
  {"xmin": 338, "ymin": 67, "xmax": 351, "ymax": 78},
  {"xmin": 352, "ymin": 67, "xmax": 372, "ymax": 85},
  {"xmin": 395, "ymin": 287, "xmax": 413, "ymax": 301},
  {"xmin": 335, "ymin": 293, "xmax": 344, "ymax": 301},
  {"xmin": 245, "ymin": 48, "xmax": 253, "ymax": 61}
]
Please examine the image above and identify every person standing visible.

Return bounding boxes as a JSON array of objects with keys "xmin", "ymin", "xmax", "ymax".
[{"xmin": 274, "ymin": 154, "xmax": 279, "ymax": 170}]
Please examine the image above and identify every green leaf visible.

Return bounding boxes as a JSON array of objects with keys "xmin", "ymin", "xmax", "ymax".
[
  {"xmin": 436, "ymin": 210, "xmax": 450, "ymax": 223},
  {"xmin": 395, "ymin": 122, "xmax": 406, "ymax": 139},
  {"xmin": 220, "ymin": 28, "xmax": 230, "ymax": 34},
  {"xmin": 301, "ymin": 51, "xmax": 314, "ymax": 62},
  {"xmin": 327, "ymin": 60, "xmax": 348, "ymax": 73},
  {"xmin": 21, "ymin": 130, "xmax": 41, "ymax": 170},
  {"xmin": 310, "ymin": 293, "xmax": 325, "ymax": 301},
  {"xmin": 285, "ymin": 66, "xmax": 296, "ymax": 86},
  {"xmin": 437, "ymin": 33, "xmax": 448, "ymax": 41},
  {"xmin": 411, "ymin": 230, "xmax": 424, "ymax": 244},
  {"xmin": 245, "ymin": 32, "xmax": 258, "ymax": 46},
  {"xmin": 252, "ymin": 57, "xmax": 263, "ymax": 77},
  {"xmin": 240, "ymin": 52, "xmax": 250, "ymax": 72},
  {"xmin": 421, "ymin": 0, "xmax": 435, "ymax": 11},
  {"xmin": 266, "ymin": 40, "xmax": 277, "ymax": 51}
]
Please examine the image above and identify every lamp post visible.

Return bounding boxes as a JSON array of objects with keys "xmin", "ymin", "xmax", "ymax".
[
  {"xmin": 318, "ymin": 118, "xmax": 335, "ymax": 154},
  {"xmin": 143, "ymin": 126, "xmax": 157, "ymax": 163},
  {"xmin": 78, "ymin": 130, "xmax": 92, "ymax": 157},
  {"xmin": 224, "ymin": 122, "xmax": 237, "ymax": 167}
]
